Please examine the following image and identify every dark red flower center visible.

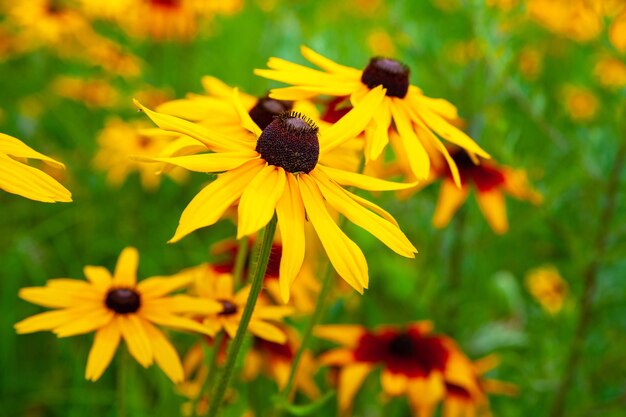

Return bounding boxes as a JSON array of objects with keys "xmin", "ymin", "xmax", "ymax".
[
  {"xmin": 149, "ymin": 0, "xmax": 180, "ymax": 8},
  {"xmin": 354, "ymin": 329, "xmax": 449, "ymax": 377},
  {"xmin": 249, "ymin": 97, "xmax": 293, "ymax": 130},
  {"xmin": 361, "ymin": 57, "xmax": 410, "ymax": 98},
  {"xmin": 321, "ymin": 96, "xmax": 352, "ymax": 123},
  {"xmin": 218, "ymin": 299, "xmax": 238, "ymax": 316},
  {"xmin": 256, "ymin": 111, "xmax": 319, "ymax": 174},
  {"xmin": 449, "ymin": 150, "xmax": 506, "ymax": 192},
  {"xmin": 105, "ymin": 288, "xmax": 141, "ymax": 314},
  {"xmin": 212, "ymin": 242, "xmax": 282, "ymax": 281},
  {"xmin": 254, "ymin": 337, "xmax": 294, "ymax": 359}
]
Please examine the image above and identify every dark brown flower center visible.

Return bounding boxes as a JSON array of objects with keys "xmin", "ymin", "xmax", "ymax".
[
  {"xmin": 248, "ymin": 97, "xmax": 293, "ymax": 130},
  {"xmin": 105, "ymin": 288, "xmax": 141, "ymax": 314},
  {"xmin": 361, "ymin": 57, "xmax": 410, "ymax": 98},
  {"xmin": 218, "ymin": 299, "xmax": 238, "ymax": 316},
  {"xmin": 388, "ymin": 332, "xmax": 416, "ymax": 358},
  {"xmin": 255, "ymin": 111, "xmax": 319, "ymax": 174}
]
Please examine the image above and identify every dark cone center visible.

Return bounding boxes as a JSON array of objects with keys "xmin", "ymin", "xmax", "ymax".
[
  {"xmin": 218, "ymin": 300, "xmax": 238, "ymax": 316},
  {"xmin": 255, "ymin": 111, "xmax": 319, "ymax": 174},
  {"xmin": 388, "ymin": 332, "xmax": 416, "ymax": 358},
  {"xmin": 361, "ymin": 57, "xmax": 410, "ymax": 98},
  {"xmin": 248, "ymin": 97, "xmax": 293, "ymax": 130},
  {"xmin": 105, "ymin": 288, "xmax": 141, "ymax": 314}
]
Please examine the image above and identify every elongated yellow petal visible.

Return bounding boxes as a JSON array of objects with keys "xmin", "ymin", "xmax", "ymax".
[
  {"xmin": 140, "ymin": 310, "xmax": 215, "ymax": 336},
  {"xmin": 136, "ymin": 274, "xmax": 193, "ymax": 298},
  {"xmin": 433, "ymin": 180, "xmax": 469, "ymax": 229},
  {"xmin": 248, "ymin": 320, "xmax": 287, "ymax": 344},
  {"xmin": 300, "ymin": 46, "xmax": 363, "ymax": 76},
  {"xmin": 142, "ymin": 295, "xmax": 223, "ymax": 315},
  {"xmin": 18, "ymin": 286, "xmax": 101, "ymax": 309},
  {"xmin": 320, "ymin": 86, "xmax": 385, "ymax": 154},
  {"xmin": 54, "ymin": 309, "xmax": 114, "ymax": 338},
  {"xmin": 391, "ymin": 99, "xmax": 430, "ymax": 180},
  {"xmin": 134, "ymin": 99, "xmax": 250, "ymax": 153},
  {"xmin": 141, "ymin": 318, "xmax": 184, "ymax": 383},
  {"xmin": 170, "ymin": 159, "xmax": 265, "ymax": 242},
  {"xmin": 255, "ymin": 57, "xmax": 355, "ymax": 86},
  {"xmin": 83, "ymin": 266, "xmax": 112, "ymax": 290},
  {"xmin": 382, "ymin": 370, "xmax": 409, "ymax": 396},
  {"xmin": 113, "ymin": 247, "xmax": 139, "ymax": 287},
  {"xmin": 338, "ymin": 364, "xmax": 373, "ymax": 413},
  {"xmin": 118, "ymin": 315, "xmax": 153, "ymax": 367},
  {"xmin": 476, "ymin": 189, "xmax": 509, "ymax": 234},
  {"xmin": 252, "ymin": 305, "xmax": 294, "ymax": 320},
  {"xmin": 298, "ymin": 175, "xmax": 367, "ymax": 292},
  {"xmin": 413, "ymin": 95, "xmax": 459, "ymax": 120},
  {"xmin": 0, "ymin": 133, "xmax": 65, "ymax": 168},
  {"xmin": 366, "ymin": 98, "xmax": 392, "ymax": 161},
  {"xmin": 413, "ymin": 119, "xmax": 461, "ymax": 187},
  {"xmin": 312, "ymin": 170, "xmax": 416, "ymax": 257},
  {"xmin": 314, "ymin": 324, "xmax": 366, "ymax": 346},
  {"xmin": 317, "ymin": 348, "xmax": 355, "ymax": 365},
  {"xmin": 85, "ymin": 320, "xmax": 121, "ymax": 381},
  {"xmin": 317, "ymin": 165, "xmax": 417, "ymax": 191},
  {"xmin": 268, "ymin": 83, "xmax": 363, "ymax": 100},
  {"xmin": 237, "ymin": 165, "xmax": 286, "ymax": 239},
  {"xmin": 341, "ymin": 189, "xmax": 399, "ymax": 227},
  {"xmin": 136, "ymin": 151, "xmax": 257, "ymax": 173},
  {"xmin": 233, "ymin": 88, "xmax": 262, "ymax": 137},
  {"xmin": 0, "ymin": 154, "xmax": 72, "ymax": 202},
  {"xmin": 157, "ymin": 97, "xmax": 232, "ymax": 121},
  {"xmin": 15, "ymin": 309, "xmax": 84, "ymax": 334},
  {"xmin": 275, "ymin": 175, "xmax": 306, "ymax": 302}
]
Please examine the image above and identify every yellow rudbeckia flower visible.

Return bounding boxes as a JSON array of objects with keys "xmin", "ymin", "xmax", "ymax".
[
  {"xmin": 134, "ymin": 85, "xmax": 417, "ymax": 301},
  {"xmin": 254, "ymin": 46, "xmax": 490, "ymax": 185},
  {"xmin": 15, "ymin": 247, "xmax": 222, "ymax": 382},
  {"xmin": 0, "ymin": 133, "xmax": 71, "ymax": 202}
]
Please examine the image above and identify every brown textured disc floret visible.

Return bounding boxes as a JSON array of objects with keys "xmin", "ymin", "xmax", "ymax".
[
  {"xmin": 248, "ymin": 97, "xmax": 293, "ymax": 130},
  {"xmin": 218, "ymin": 300, "xmax": 238, "ymax": 316},
  {"xmin": 105, "ymin": 288, "xmax": 141, "ymax": 314},
  {"xmin": 255, "ymin": 111, "xmax": 319, "ymax": 174},
  {"xmin": 361, "ymin": 57, "xmax": 410, "ymax": 98}
]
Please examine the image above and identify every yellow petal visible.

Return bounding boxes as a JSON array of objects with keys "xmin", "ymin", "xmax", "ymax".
[
  {"xmin": 433, "ymin": 180, "xmax": 469, "ymax": 229},
  {"xmin": 142, "ymin": 295, "xmax": 223, "ymax": 315},
  {"xmin": 407, "ymin": 372, "xmax": 445, "ymax": 410},
  {"xmin": 338, "ymin": 364, "xmax": 372, "ymax": 413},
  {"xmin": 314, "ymin": 325, "xmax": 366, "ymax": 346},
  {"xmin": 320, "ymin": 86, "xmax": 385, "ymax": 154},
  {"xmin": 0, "ymin": 133, "xmax": 65, "ymax": 168},
  {"xmin": 83, "ymin": 266, "xmax": 112, "ymax": 290},
  {"xmin": 268, "ymin": 83, "xmax": 363, "ymax": 100},
  {"xmin": 475, "ymin": 189, "xmax": 508, "ymax": 234},
  {"xmin": 136, "ymin": 151, "xmax": 257, "ymax": 173},
  {"xmin": 413, "ymin": 95, "xmax": 459, "ymax": 120},
  {"xmin": 113, "ymin": 247, "xmax": 139, "ymax": 288},
  {"xmin": 85, "ymin": 320, "xmax": 121, "ymax": 381},
  {"xmin": 170, "ymin": 159, "xmax": 265, "ymax": 242},
  {"xmin": 365, "ymin": 98, "xmax": 392, "ymax": 161},
  {"xmin": 248, "ymin": 320, "xmax": 287, "ymax": 344},
  {"xmin": 133, "ymin": 99, "xmax": 251, "ymax": 153},
  {"xmin": 317, "ymin": 348, "xmax": 355, "ymax": 365},
  {"xmin": 298, "ymin": 175, "xmax": 367, "ymax": 292},
  {"xmin": 381, "ymin": 370, "xmax": 409, "ymax": 396},
  {"xmin": 141, "ymin": 318, "xmax": 184, "ymax": 383},
  {"xmin": 140, "ymin": 310, "xmax": 214, "ymax": 336},
  {"xmin": 18, "ymin": 286, "xmax": 101, "ymax": 309},
  {"xmin": 318, "ymin": 164, "xmax": 418, "ymax": 191},
  {"xmin": 300, "ymin": 46, "xmax": 362, "ymax": 76},
  {"xmin": 118, "ymin": 315, "xmax": 153, "ymax": 367},
  {"xmin": 237, "ymin": 165, "xmax": 286, "ymax": 238},
  {"xmin": 54, "ymin": 308, "xmax": 114, "ymax": 337},
  {"xmin": 391, "ymin": 99, "xmax": 430, "ymax": 180},
  {"xmin": 253, "ymin": 305, "xmax": 294, "ymax": 320},
  {"xmin": 0, "ymin": 154, "xmax": 72, "ymax": 203},
  {"xmin": 156, "ymin": 96, "xmax": 231, "ymax": 121},
  {"xmin": 414, "ymin": 121, "xmax": 461, "ymax": 187},
  {"xmin": 275, "ymin": 175, "xmax": 306, "ymax": 302},
  {"xmin": 136, "ymin": 273, "xmax": 193, "ymax": 298},
  {"xmin": 312, "ymin": 170, "xmax": 416, "ymax": 258},
  {"xmin": 15, "ymin": 309, "xmax": 81, "ymax": 334},
  {"xmin": 233, "ymin": 88, "xmax": 262, "ymax": 137}
]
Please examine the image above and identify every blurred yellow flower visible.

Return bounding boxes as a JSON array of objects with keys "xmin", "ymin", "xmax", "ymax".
[
  {"xmin": 486, "ymin": 0, "xmax": 518, "ymax": 11},
  {"xmin": 526, "ymin": 0, "xmax": 603, "ymax": 42},
  {"xmin": 51, "ymin": 76, "xmax": 119, "ymax": 108},
  {"xmin": 561, "ymin": 85, "xmax": 599, "ymax": 122},
  {"xmin": 15, "ymin": 247, "xmax": 220, "ymax": 382},
  {"xmin": 0, "ymin": 133, "xmax": 71, "ymax": 203},
  {"xmin": 135, "ymin": 86, "xmax": 417, "ymax": 300},
  {"xmin": 610, "ymin": 9, "xmax": 626, "ymax": 52},
  {"xmin": 594, "ymin": 56, "xmax": 626, "ymax": 88},
  {"xmin": 93, "ymin": 118, "xmax": 188, "ymax": 190},
  {"xmin": 255, "ymin": 46, "xmax": 489, "ymax": 186},
  {"xmin": 315, "ymin": 321, "xmax": 513, "ymax": 417},
  {"xmin": 518, "ymin": 46, "xmax": 543, "ymax": 80},
  {"xmin": 367, "ymin": 29, "xmax": 396, "ymax": 57},
  {"xmin": 525, "ymin": 265, "xmax": 568, "ymax": 314}
]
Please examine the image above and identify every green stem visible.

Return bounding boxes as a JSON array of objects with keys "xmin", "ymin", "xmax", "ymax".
[
  {"xmin": 192, "ymin": 331, "xmax": 224, "ymax": 417},
  {"xmin": 117, "ymin": 347, "xmax": 128, "ymax": 417},
  {"xmin": 232, "ymin": 237, "xmax": 249, "ymax": 289},
  {"xmin": 206, "ymin": 215, "xmax": 278, "ymax": 417}
]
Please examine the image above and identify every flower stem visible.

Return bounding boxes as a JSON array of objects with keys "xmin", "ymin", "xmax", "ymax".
[
  {"xmin": 548, "ymin": 142, "xmax": 626, "ymax": 417},
  {"xmin": 117, "ymin": 347, "xmax": 129, "ymax": 417},
  {"xmin": 193, "ymin": 331, "xmax": 224, "ymax": 417},
  {"xmin": 232, "ymin": 237, "xmax": 249, "ymax": 289},
  {"xmin": 206, "ymin": 215, "xmax": 278, "ymax": 417}
]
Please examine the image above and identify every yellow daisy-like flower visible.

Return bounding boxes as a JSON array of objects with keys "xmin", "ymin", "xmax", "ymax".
[
  {"xmin": 254, "ymin": 46, "xmax": 490, "ymax": 185},
  {"xmin": 594, "ymin": 56, "xmax": 626, "ymax": 89},
  {"xmin": 51, "ymin": 76, "xmax": 119, "ymax": 108},
  {"xmin": 561, "ymin": 85, "xmax": 599, "ymax": 122},
  {"xmin": 186, "ymin": 264, "xmax": 293, "ymax": 344},
  {"xmin": 525, "ymin": 265, "xmax": 568, "ymax": 314},
  {"xmin": 134, "ymin": 85, "xmax": 417, "ymax": 300},
  {"xmin": 0, "ymin": 133, "xmax": 71, "ymax": 202},
  {"xmin": 15, "ymin": 247, "xmax": 221, "ymax": 382}
]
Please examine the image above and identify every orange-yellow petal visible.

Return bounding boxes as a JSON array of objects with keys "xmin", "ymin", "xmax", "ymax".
[
  {"xmin": 433, "ymin": 180, "xmax": 469, "ymax": 229},
  {"xmin": 85, "ymin": 320, "xmax": 121, "ymax": 381},
  {"xmin": 113, "ymin": 247, "xmax": 139, "ymax": 288},
  {"xmin": 237, "ymin": 165, "xmax": 286, "ymax": 238},
  {"xmin": 475, "ymin": 189, "xmax": 508, "ymax": 234}
]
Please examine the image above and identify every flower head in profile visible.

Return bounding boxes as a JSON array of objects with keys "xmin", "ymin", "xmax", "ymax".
[
  {"xmin": 134, "ymin": 85, "xmax": 417, "ymax": 301},
  {"xmin": 315, "ymin": 322, "xmax": 513, "ymax": 417},
  {"xmin": 15, "ymin": 247, "xmax": 221, "ymax": 382},
  {"xmin": 0, "ymin": 133, "xmax": 71, "ymax": 202},
  {"xmin": 254, "ymin": 46, "xmax": 490, "ymax": 185},
  {"xmin": 525, "ymin": 265, "xmax": 568, "ymax": 314},
  {"xmin": 431, "ymin": 150, "xmax": 542, "ymax": 234}
]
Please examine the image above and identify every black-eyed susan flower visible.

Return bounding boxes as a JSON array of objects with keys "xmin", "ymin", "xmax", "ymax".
[
  {"xmin": 315, "ymin": 322, "xmax": 509, "ymax": 417},
  {"xmin": 594, "ymin": 56, "xmax": 626, "ymax": 89},
  {"xmin": 93, "ymin": 118, "xmax": 187, "ymax": 190},
  {"xmin": 561, "ymin": 85, "xmax": 599, "ymax": 122},
  {"xmin": 15, "ymin": 247, "xmax": 221, "ymax": 382},
  {"xmin": 525, "ymin": 265, "xmax": 568, "ymax": 314},
  {"xmin": 134, "ymin": 85, "xmax": 417, "ymax": 301},
  {"xmin": 430, "ymin": 150, "xmax": 542, "ymax": 234},
  {"xmin": 254, "ymin": 46, "xmax": 489, "ymax": 184},
  {"xmin": 185, "ymin": 264, "xmax": 293, "ymax": 343},
  {"xmin": 0, "ymin": 133, "xmax": 71, "ymax": 202}
]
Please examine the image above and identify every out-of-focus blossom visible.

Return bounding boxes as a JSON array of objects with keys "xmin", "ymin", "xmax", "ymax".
[
  {"xmin": 93, "ymin": 118, "xmax": 187, "ymax": 190},
  {"xmin": 445, "ymin": 40, "xmax": 483, "ymax": 66},
  {"xmin": 51, "ymin": 76, "xmax": 119, "ymax": 108},
  {"xmin": 525, "ymin": 265, "xmax": 568, "ymax": 314},
  {"xmin": 526, "ymin": 0, "xmax": 604, "ymax": 42},
  {"xmin": 561, "ymin": 85, "xmax": 599, "ymax": 122},
  {"xmin": 367, "ymin": 29, "xmax": 396, "ymax": 57},
  {"xmin": 518, "ymin": 46, "xmax": 543, "ymax": 80},
  {"xmin": 315, "ymin": 321, "xmax": 515, "ymax": 417},
  {"xmin": 486, "ymin": 0, "xmax": 518, "ymax": 11},
  {"xmin": 594, "ymin": 56, "xmax": 626, "ymax": 88}
]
